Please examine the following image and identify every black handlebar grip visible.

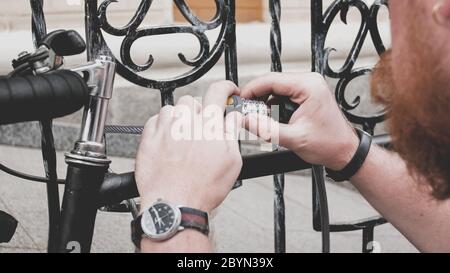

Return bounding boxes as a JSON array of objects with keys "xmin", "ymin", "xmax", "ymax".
[{"xmin": 0, "ymin": 70, "xmax": 89, "ymax": 125}]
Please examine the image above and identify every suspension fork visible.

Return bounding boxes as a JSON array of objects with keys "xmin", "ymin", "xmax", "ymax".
[{"xmin": 57, "ymin": 56, "xmax": 115, "ymax": 253}]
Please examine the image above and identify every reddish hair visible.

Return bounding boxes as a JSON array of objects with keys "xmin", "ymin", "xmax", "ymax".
[{"xmin": 372, "ymin": 50, "xmax": 450, "ymax": 199}]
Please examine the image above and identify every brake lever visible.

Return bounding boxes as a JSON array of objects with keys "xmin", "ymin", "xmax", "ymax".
[
  {"xmin": 10, "ymin": 29, "xmax": 86, "ymax": 76},
  {"xmin": 39, "ymin": 29, "xmax": 86, "ymax": 57}
]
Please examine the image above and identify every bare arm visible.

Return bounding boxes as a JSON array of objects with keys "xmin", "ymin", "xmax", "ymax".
[
  {"xmin": 240, "ymin": 72, "xmax": 450, "ymax": 252},
  {"xmin": 351, "ymin": 145, "xmax": 450, "ymax": 252}
]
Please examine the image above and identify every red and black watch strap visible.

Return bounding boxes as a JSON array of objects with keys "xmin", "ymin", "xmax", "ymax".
[
  {"xmin": 179, "ymin": 207, "xmax": 209, "ymax": 236},
  {"xmin": 131, "ymin": 215, "xmax": 144, "ymax": 248}
]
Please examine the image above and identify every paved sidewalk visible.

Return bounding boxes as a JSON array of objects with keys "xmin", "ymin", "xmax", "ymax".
[{"xmin": 0, "ymin": 145, "xmax": 417, "ymax": 253}]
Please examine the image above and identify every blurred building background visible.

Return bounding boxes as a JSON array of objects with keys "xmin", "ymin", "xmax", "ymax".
[{"xmin": 0, "ymin": 0, "xmax": 390, "ymax": 156}]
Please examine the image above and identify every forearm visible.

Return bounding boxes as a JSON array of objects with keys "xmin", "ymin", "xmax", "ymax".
[
  {"xmin": 350, "ymin": 144, "xmax": 450, "ymax": 252},
  {"xmin": 141, "ymin": 230, "xmax": 212, "ymax": 253}
]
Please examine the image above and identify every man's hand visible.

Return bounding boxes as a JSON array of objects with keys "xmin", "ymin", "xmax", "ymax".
[
  {"xmin": 135, "ymin": 81, "xmax": 243, "ymax": 214},
  {"xmin": 241, "ymin": 72, "xmax": 359, "ymax": 171}
]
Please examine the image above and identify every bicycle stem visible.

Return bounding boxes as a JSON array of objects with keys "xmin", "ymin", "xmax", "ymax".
[
  {"xmin": 69, "ymin": 55, "xmax": 116, "ymax": 160},
  {"xmin": 58, "ymin": 56, "xmax": 116, "ymax": 253}
]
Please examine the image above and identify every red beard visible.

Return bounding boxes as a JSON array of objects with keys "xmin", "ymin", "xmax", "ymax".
[{"xmin": 371, "ymin": 49, "xmax": 450, "ymax": 199}]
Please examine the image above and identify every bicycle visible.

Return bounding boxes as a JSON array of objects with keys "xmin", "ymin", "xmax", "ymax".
[
  {"xmin": 0, "ymin": 28, "xmax": 315, "ymax": 253},
  {"xmin": 1, "ymin": 0, "xmax": 392, "ymax": 253}
]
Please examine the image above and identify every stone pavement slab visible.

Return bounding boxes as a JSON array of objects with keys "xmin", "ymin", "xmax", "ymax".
[{"xmin": 0, "ymin": 145, "xmax": 417, "ymax": 253}]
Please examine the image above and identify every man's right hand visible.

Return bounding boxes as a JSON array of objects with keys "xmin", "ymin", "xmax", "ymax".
[{"xmin": 240, "ymin": 72, "xmax": 359, "ymax": 171}]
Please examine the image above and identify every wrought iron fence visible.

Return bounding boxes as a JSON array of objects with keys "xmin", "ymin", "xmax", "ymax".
[
  {"xmin": 29, "ymin": 0, "xmax": 390, "ymax": 253},
  {"xmin": 311, "ymin": 0, "xmax": 390, "ymax": 253}
]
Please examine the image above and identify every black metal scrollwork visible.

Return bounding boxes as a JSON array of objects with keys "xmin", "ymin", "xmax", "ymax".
[
  {"xmin": 319, "ymin": 0, "xmax": 389, "ymax": 133},
  {"xmin": 93, "ymin": 0, "xmax": 230, "ymax": 92}
]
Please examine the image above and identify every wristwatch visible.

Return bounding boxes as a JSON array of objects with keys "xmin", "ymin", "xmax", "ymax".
[{"xmin": 131, "ymin": 199, "xmax": 209, "ymax": 248}]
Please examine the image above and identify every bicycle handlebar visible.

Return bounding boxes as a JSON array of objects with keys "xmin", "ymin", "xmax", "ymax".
[
  {"xmin": 97, "ymin": 150, "xmax": 310, "ymax": 207},
  {"xmin": 0, "ymin": 70, "xmax": 89, "ymax": 125},
  {"xmin": 98, "ymin": 134, "xmax": 391, "ymax": 208}
]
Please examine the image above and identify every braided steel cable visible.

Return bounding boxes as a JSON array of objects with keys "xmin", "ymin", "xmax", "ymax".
[{"xmin": 104, "ymin": 125, "xmax": 144, "ymax": 135}]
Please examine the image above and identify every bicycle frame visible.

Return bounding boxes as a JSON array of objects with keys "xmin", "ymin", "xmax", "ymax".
[{"xmin": 57, "ymin": 56, "xmax": 116, "ymax": 253}]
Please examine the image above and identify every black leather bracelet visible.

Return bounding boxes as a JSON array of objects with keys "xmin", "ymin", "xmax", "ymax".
[{"xmin": 325, "ymin": 128, "xmax": 372, "ymax": 182}]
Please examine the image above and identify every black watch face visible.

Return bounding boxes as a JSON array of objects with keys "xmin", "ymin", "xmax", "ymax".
[{"xmin": 142, "ymin": 202, "xmax": 181, "ymax": 240}]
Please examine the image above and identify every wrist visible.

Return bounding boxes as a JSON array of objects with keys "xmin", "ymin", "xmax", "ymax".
[
  {"xmin": 327, "ymin": 128, "xmax": 360, "ymax": 171},
  {"xmin": 139, "ymin": 193, "xmax": 211, "ymax": 214},
  {"xmin": 325, "ymin": 128, "xmax": 373, "ymax": 182},
  {"xmin": 140, "ymin": 229, "xmax": 212, "ymax": 252},
  {"xmin": 133, "ymin": 198, "xmax": 211, "ymax": 252}
]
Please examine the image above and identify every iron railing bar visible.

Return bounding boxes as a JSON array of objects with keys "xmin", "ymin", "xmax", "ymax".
[
  {"xmin": 269, "ymin": 0, "xmax": 286, "ymax": 253},
  {"xmin": 224, "ymin": 0, "xmax": 242, "ymax": 190},
  {"xmin": 328, "ymin": 216, "xmax": 387, "ymax": 232},
  {"xmin": 30, "ymin": 0, "xmax": 61, "ymax": 253}
]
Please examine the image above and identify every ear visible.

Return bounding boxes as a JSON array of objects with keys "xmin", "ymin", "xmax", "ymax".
[{"xmin": 433, "ymin": 0, "xmax": 450, "ymax": 26}]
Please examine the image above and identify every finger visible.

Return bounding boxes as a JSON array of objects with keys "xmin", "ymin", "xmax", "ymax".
[
  {"xmin": 244, "ymin": 114, "xmax": 274, "ymax": 142},
  {"xmin": 157, "ymin": 105, "xmax": 174, "ymax": 128},
  {"xmin": 224, "ymin": 111, "xmax": 244, "ymax": 142},
  {"xmin": 244, "ymin": 113, "xmax": 292, "ymax": 146},
  {"xmin": 176, "ymin": 95, "xmax": 202, "ymax": 114},
  {"xmin": 142, "ymin": 114, "xmax": 158, "ymax": 136},
  {"xmin": 203, "ymin": 80, "xmax": 240, "ymax": 113},
  {"xmin": 241, "ymin": 72, "xmax": 322, "ymax": 104}
]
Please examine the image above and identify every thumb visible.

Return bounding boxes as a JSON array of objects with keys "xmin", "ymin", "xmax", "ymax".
[
  {"xmin": 224, "ymin": 111, "xmax": 244, "ymax": 141},
  {"xmin": 244, "ymin": 113, "xmax": 292, "ymax": 147}
]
